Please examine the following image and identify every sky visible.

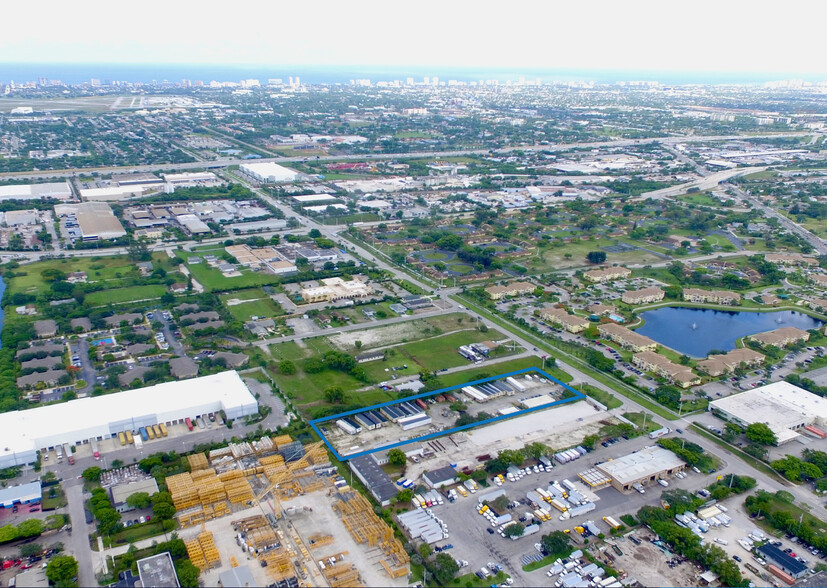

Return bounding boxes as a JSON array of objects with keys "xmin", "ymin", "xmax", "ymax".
[{"xmin": 2, "ymin": 0, "xmax": 825, "ymax": 76}]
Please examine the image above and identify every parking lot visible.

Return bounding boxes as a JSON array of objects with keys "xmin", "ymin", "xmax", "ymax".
[{"xmin": 418, "ymin": 431, "xmax": 721, "ymax": 584}]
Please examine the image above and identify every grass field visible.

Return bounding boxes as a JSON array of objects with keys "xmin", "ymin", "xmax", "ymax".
[
  {"xmin": 675, "ymin": 192, "xmax": 720, "ymax": 206},
  {"xmin": 86, "ymin": 285, "xmax": 167, "ymax": 305},
  {"xmin": 180, "ymin": 253, "xmax": 280, "ymax": 292},
  {"xmin": 6, "ymin": 256, "xmax": 138, "ymax": 296},
  {"xmin": 220, "ymin": 289, "xmax": 283, "ymax": 321},
  {"xmin": 320, "ymin": 213, "xmax": 381, "ymax": 225},
  {"xmin": 437, "ymin": 356, "xmax": 573, "ymax": 389}
]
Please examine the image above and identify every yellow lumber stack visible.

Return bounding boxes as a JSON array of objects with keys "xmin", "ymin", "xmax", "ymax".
[
  {"xmin": 225, "ymin": 477, "xmax": 253, "ymax": 505},
  {"xmin": 185, "ymin": 536, "xmax": 207, "ymax": 569},
  {"xmin": 259, "ymin": 454, "xmax": 285, "ymax": 467},
  {"xmin": 272, "ymin": 434, "xmax": 293, "ymax": 448},
  {"xmin": 307, "ymin": 533, "xmax": 334, "ymax": 549},
  {"xmin": 167, "ymin": 473, "xmax": 199, "ymax": 510},
  {"xmin": 187, "ymin": 453, "xmax": 209, "ymax": 471},
  {"xmin": 260, "ymin": 549, "xmax": 294, "ymax": 583},
  {"xmin": 218, "ymin": 469, "xmax": 243, "ymax": 482},
  {"xmin": 198, "ymin": 531, "xmax": 221, "ymax": 568},
  {"xmin": 324, "ymin": 565, "xmax": 363, "ymax": 588}
]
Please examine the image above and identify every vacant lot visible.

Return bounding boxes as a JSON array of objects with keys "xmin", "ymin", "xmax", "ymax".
[
  {"xmin": 6, "ymin": 256, "xmax": 138, "ymax": 296},
  {"xmin": 85, "ymin": 284, "xmax": 167, "ymax": 305}
]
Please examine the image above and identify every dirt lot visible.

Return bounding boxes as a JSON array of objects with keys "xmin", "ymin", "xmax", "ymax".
[{"xmin": 611, "ymin": 531, "xmax": 706, "ymax": 587}]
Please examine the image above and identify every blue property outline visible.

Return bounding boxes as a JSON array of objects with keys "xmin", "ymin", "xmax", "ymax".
[{"xmin": 309, "ymin": 367, "xmax": 586, "ymax": 461}]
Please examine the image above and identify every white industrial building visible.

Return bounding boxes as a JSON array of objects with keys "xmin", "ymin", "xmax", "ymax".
[
  {"xmin": 239, "ymin": 162, "xmax": 300, "ymax": 183},
  {"xmin": 595, "ymin": 446, "xmax": 686, "ymax": 492},
  {"xmin": 0, "ymin": 371, "xmax": 258, "ymax": 468},
  {"xmin": 709, "ymin": 381, "xmax": 827, "ymax": 444},
  {"xmin": 0, "ymin": 182, "xmax": 73, "ymax": 202}
]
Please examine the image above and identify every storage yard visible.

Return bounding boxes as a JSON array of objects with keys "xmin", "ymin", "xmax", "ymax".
[
  {"xmin": 160, "ymin": 434, "xmax": 409, "ymax": 588},
  {"xmin": 319, "ymin": 370, "xmax": 583, "ymax": 458}
]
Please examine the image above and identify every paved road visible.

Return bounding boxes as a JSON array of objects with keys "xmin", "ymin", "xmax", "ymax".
[
  {"xmin": 726, "ymin": 181, "xmax": 827, "ymax": 255},
  {"xmin": 62, "ymin": 482, "xmax": 96, "ymax": 587},
  {"xmin": 641, "ymin": 167, "xmax": 766, "ymax": 200},
  {"xmin": 0, "ymin": 133, "xmax": 810, "ymax": 181}
]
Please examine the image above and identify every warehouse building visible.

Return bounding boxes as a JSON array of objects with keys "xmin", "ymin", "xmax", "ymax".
[
  {"xmin": 595, "ymin": 446, "xmax": 686, "ymax": 492},
  {"xmin": 0, "ymin": 371, "xmax": 258, "ymax": 468},
  {"xmin": 0, "ymin": 482, "xmax": 41, "ymax": 509},
  {"xmin": 348, "ymin": 454, "xmax": 398, "ymax": 506},
  {"xmin": 709, "ymin": 381, "xmax": 827, "ymax": 444},
  {"xmin": 240, "ymin": 162, "xmax": 300, "ymax": 183},
  {"xmin": 0, "ymin": 181, "xmax": 73, "ymax": 202},
  {"xmin": 423, "ymin": 466, "xmax": 458, "ymax": 489}
]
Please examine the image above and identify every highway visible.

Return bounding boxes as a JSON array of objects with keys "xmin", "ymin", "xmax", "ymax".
[{"xmin": 0, "ymin": 132, "xmax": 811, "ymax": 181}]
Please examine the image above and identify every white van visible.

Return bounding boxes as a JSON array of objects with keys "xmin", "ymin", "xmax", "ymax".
[
  {"xmin": 658, "ymin": 479, "xmax": 669, "ymax": 487},
  {"xmin": 715, "ymin": 538, "xmax": 728, "ymax": 545}
]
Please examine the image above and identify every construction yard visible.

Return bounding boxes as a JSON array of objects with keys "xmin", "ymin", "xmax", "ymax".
[{"xmin": 161, "ymin": 434, "xmax": 409, "ymax": 588}]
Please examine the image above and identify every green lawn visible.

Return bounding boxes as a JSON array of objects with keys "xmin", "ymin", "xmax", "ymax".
[
  {"xmin": 106, "ymin": 521, "xmax": 168, "ymax": 547},
  {"xmin": 181, "ymin": 255, "xmax": 280, "ymax": 292},
  {"xmin": 6, "ymin": 256, "xmax": 138, "ymax": 297},
  {"xmin": 675, "ymin": 193, "xmax": 720, "ymax": 206},
  {"xmin": 580, "ymin": 384, "xmax": 623, "ymax": 409},
  {"xmin": 437, "ymin": 356, "xmax": 573, "ymax": 389},
  {"xmin": 221, "ymin": 293, "xmax": 284, "ymax": 322},
  {"xmin": 86, "ymin": 284, "xmax": 167, "ymax": 305}
]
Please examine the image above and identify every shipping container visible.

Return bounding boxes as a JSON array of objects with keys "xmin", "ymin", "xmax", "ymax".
[
  {"xmin": 603, "ymin": 516, "xmax": 622, "ymax": 530},
  {"xmin": 768, "ymin": 564, "xmax": 795, "ymax": 586},
  {"xmin": 415, "ymin": 398, "xmax": 428, "ymax": 410},
  {"xmin": 152, "ymin": 425, "xmax": 162, "ymax": 439},
  {"xmin": 146, "ymin": 426, "xmax": 155, "ymax": 440},
  {"xmin": 159, "ymin": 423, "xmax": 168, "ymax": 437},
  {"xmin": 118, "ymin": 432, "xmax": 126, "ymax": 446},
  {"xmin": 125, "ymin": 430, "xmax": 134, "ymax": 444},
  {"xmin": 185, "ymin": 417, "xmax": 194, "ymax": 431}
]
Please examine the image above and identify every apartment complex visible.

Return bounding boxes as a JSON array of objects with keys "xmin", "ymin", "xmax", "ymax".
[
  {"xmin": 539, "ymin": 307, "xmax": 589, "ymax": 333},
  {"xmin": 632, "ymin": 351, "xmax": 700, "ymax": 388},
  {"xmin": 621, "ymin": 287, "xmax": 664, "ymax": 305},
  {"xmin": 583, "ymin": 266, "xmax": 632, "ymax": 284},
  {"xmin": 485, "ymin": 281, "xmax": 534, "ymax": 300},
  {"xmin": 748, "ymin": 326, "xmax": 810, "ymax": 348},
  {"xmin": 683, "ymin": 288, "xmax": 741, "ymax": 305},
  {"xmin": 597, "ymin": 323, "xmax": 657, "ymax": 352},
  {"xmin": 225, "ymin": 244, "xmax": 297, "ymax": 275},
  {"xmin": 698, "ymin": 348, "xmax": 765, "ymax": 377}
]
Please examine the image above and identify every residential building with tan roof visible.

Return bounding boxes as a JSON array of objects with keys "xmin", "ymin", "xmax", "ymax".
[
  {"xmin": 583, "ymin": 266, "xmax": 631, "ymax": 284},
  {"xmin": 810, "ymin": 274, "xmax": 827, "ymax": 288},
  {"xmin": 697, "ymin": 348, "xmax": 766, "ymax": 377},
  {"xmin": 748, "ymin": 326, "xmax": 810, "ymax": 348},
  {"xmin": 622, "ymin": 287, "xmax": 664, "ymax": 305},
  {"xmin": 632, "ymin": 351, "xmax": 700, "ymax": 388},
  {"xmin": 683, "ymin": 288, "xmax": 741, "ymax": 306},
  {"xmin": 485, "ymin": 281, "xmax": 535, "ymax": 300},
  {"xmin": 225, "ymin": 244, "xmax": 297, "ymax": 275},
  {"xmin": 598, "ymin": 323, "xmax": 657, "ymax": 352},
  {"xmin": 539, "ymin": 307, "xmax": 589, "ymax": 333},
  {"xmin": 588, "ymin": 303, "xmax": 616, "ymax": 316},
  {"xmin": 765, "ymin": 253, "xmax": 817, "ymax": 266}
]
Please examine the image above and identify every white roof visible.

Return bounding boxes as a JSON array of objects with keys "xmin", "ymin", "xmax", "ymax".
[
  {"xmin": 0, "ymin": 182, "xmax": 72, "ymax": 201},
  {"xmin": 0, "ymin": 371, "xmax": 256, "ymax": 458},
  {"xmin": 596, "ymin": 446, "xmax": 685, "ymax": 485},
  {"xmin": 292, "ymin": 194, "xmax": 336, "ymax": 203},
  {"xmin": 240, "ymin": 162, "xmax": 299, "ymax": 182},
  {"xmin": 710, "ymin": 381, "xmax": 827, "ymax": 442}
]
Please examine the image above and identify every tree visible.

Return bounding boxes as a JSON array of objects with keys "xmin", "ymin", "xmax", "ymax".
[
  {"xmin": 152, "ymin": 499, "xmax": 176, "ymax": 521},
  {"xmin": 46, "ymin": 555, "xmax": 78, "ymax": 588},
  {"xmin": 745, "ymin": 422, "xmax": 777, "ymax": 446},
  {"xmin": 323, "ymin": 386, "xmax": 347, "ymax": 404},
  {"xmin": 174, "ymin": 559, "xmax": 200, "ymax": 588},
  {"xmin": 396, "ymin": 488, "xmax": 414, "ymax": 504},
  {"xmin": 432, "ymin": 553, "xmax": 460, "ymax": 585},
  {"xmin": 586, "ymin": 251, "xmax": 607, "ymax": 264},
  {"xmin": 126, "ymin": 492, "xmax": 151, "ymax": 510},
  {"xmin": 82, "ymin": 467, "xmax": 102, "ymax": 482},
  {"xmin": 278, "ymin": 360, "xmax": 297, "ymax": 375},
  {"xmin": 20, "ymin": 542, "xmax": 43, "ymax": 558},
  {"xmin": 541, "ymin": 530, "xmax": 570, "ymax": 555},
  {"xmin": 388, "ymin": 448, "xmax": 407, "ymax": 467},
  {"xmin": 504, "ymin": 523, "xmax": 525, "ymax": 538}
]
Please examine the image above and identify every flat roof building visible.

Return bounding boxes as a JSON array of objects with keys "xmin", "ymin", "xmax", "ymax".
[
  {"xmin": 423, "ymin": 466, "xmax": 458, "ymax": 489},
  {"xmin": 240, "ymin": 162, "xmax": 300, "ymax": 183},
  {"xmin": 0, "ymin": 371, "xmax": 258, "ymax": 468},
  {"xmin": 137, "ymin": 553, "xmax": 180, "ymax": 588},
  {"xmin": 349, "ymin": 454, "xmax": 398, "ymax": 506},
  {"xmin": 301, "ymin": 277, "xmax": 373, "ymax": 303},
  {"xmin": 55, "ymin": 202, "xmax": 126, "ymax": 241},
  {"xmin": 758, "ymin": 544, "xmax": 808, "ymax": 578},
  {"xmin": 709, "ymin": 381, "xmax": 827, "ymax": 444},
  {"xmin": 0, "ymin": 482, "xmax": 41, "ymax": 508},
  {"xmin": 0, "ymin": 182, "xmax": 73, "ymax": 202},
  {"xmin": 595, "ymin": 446, "xmax": 686, "ymax": 493},
  {"xmin": 111, "ymin": 478, "xmax": 159, "ymax": 513}
]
